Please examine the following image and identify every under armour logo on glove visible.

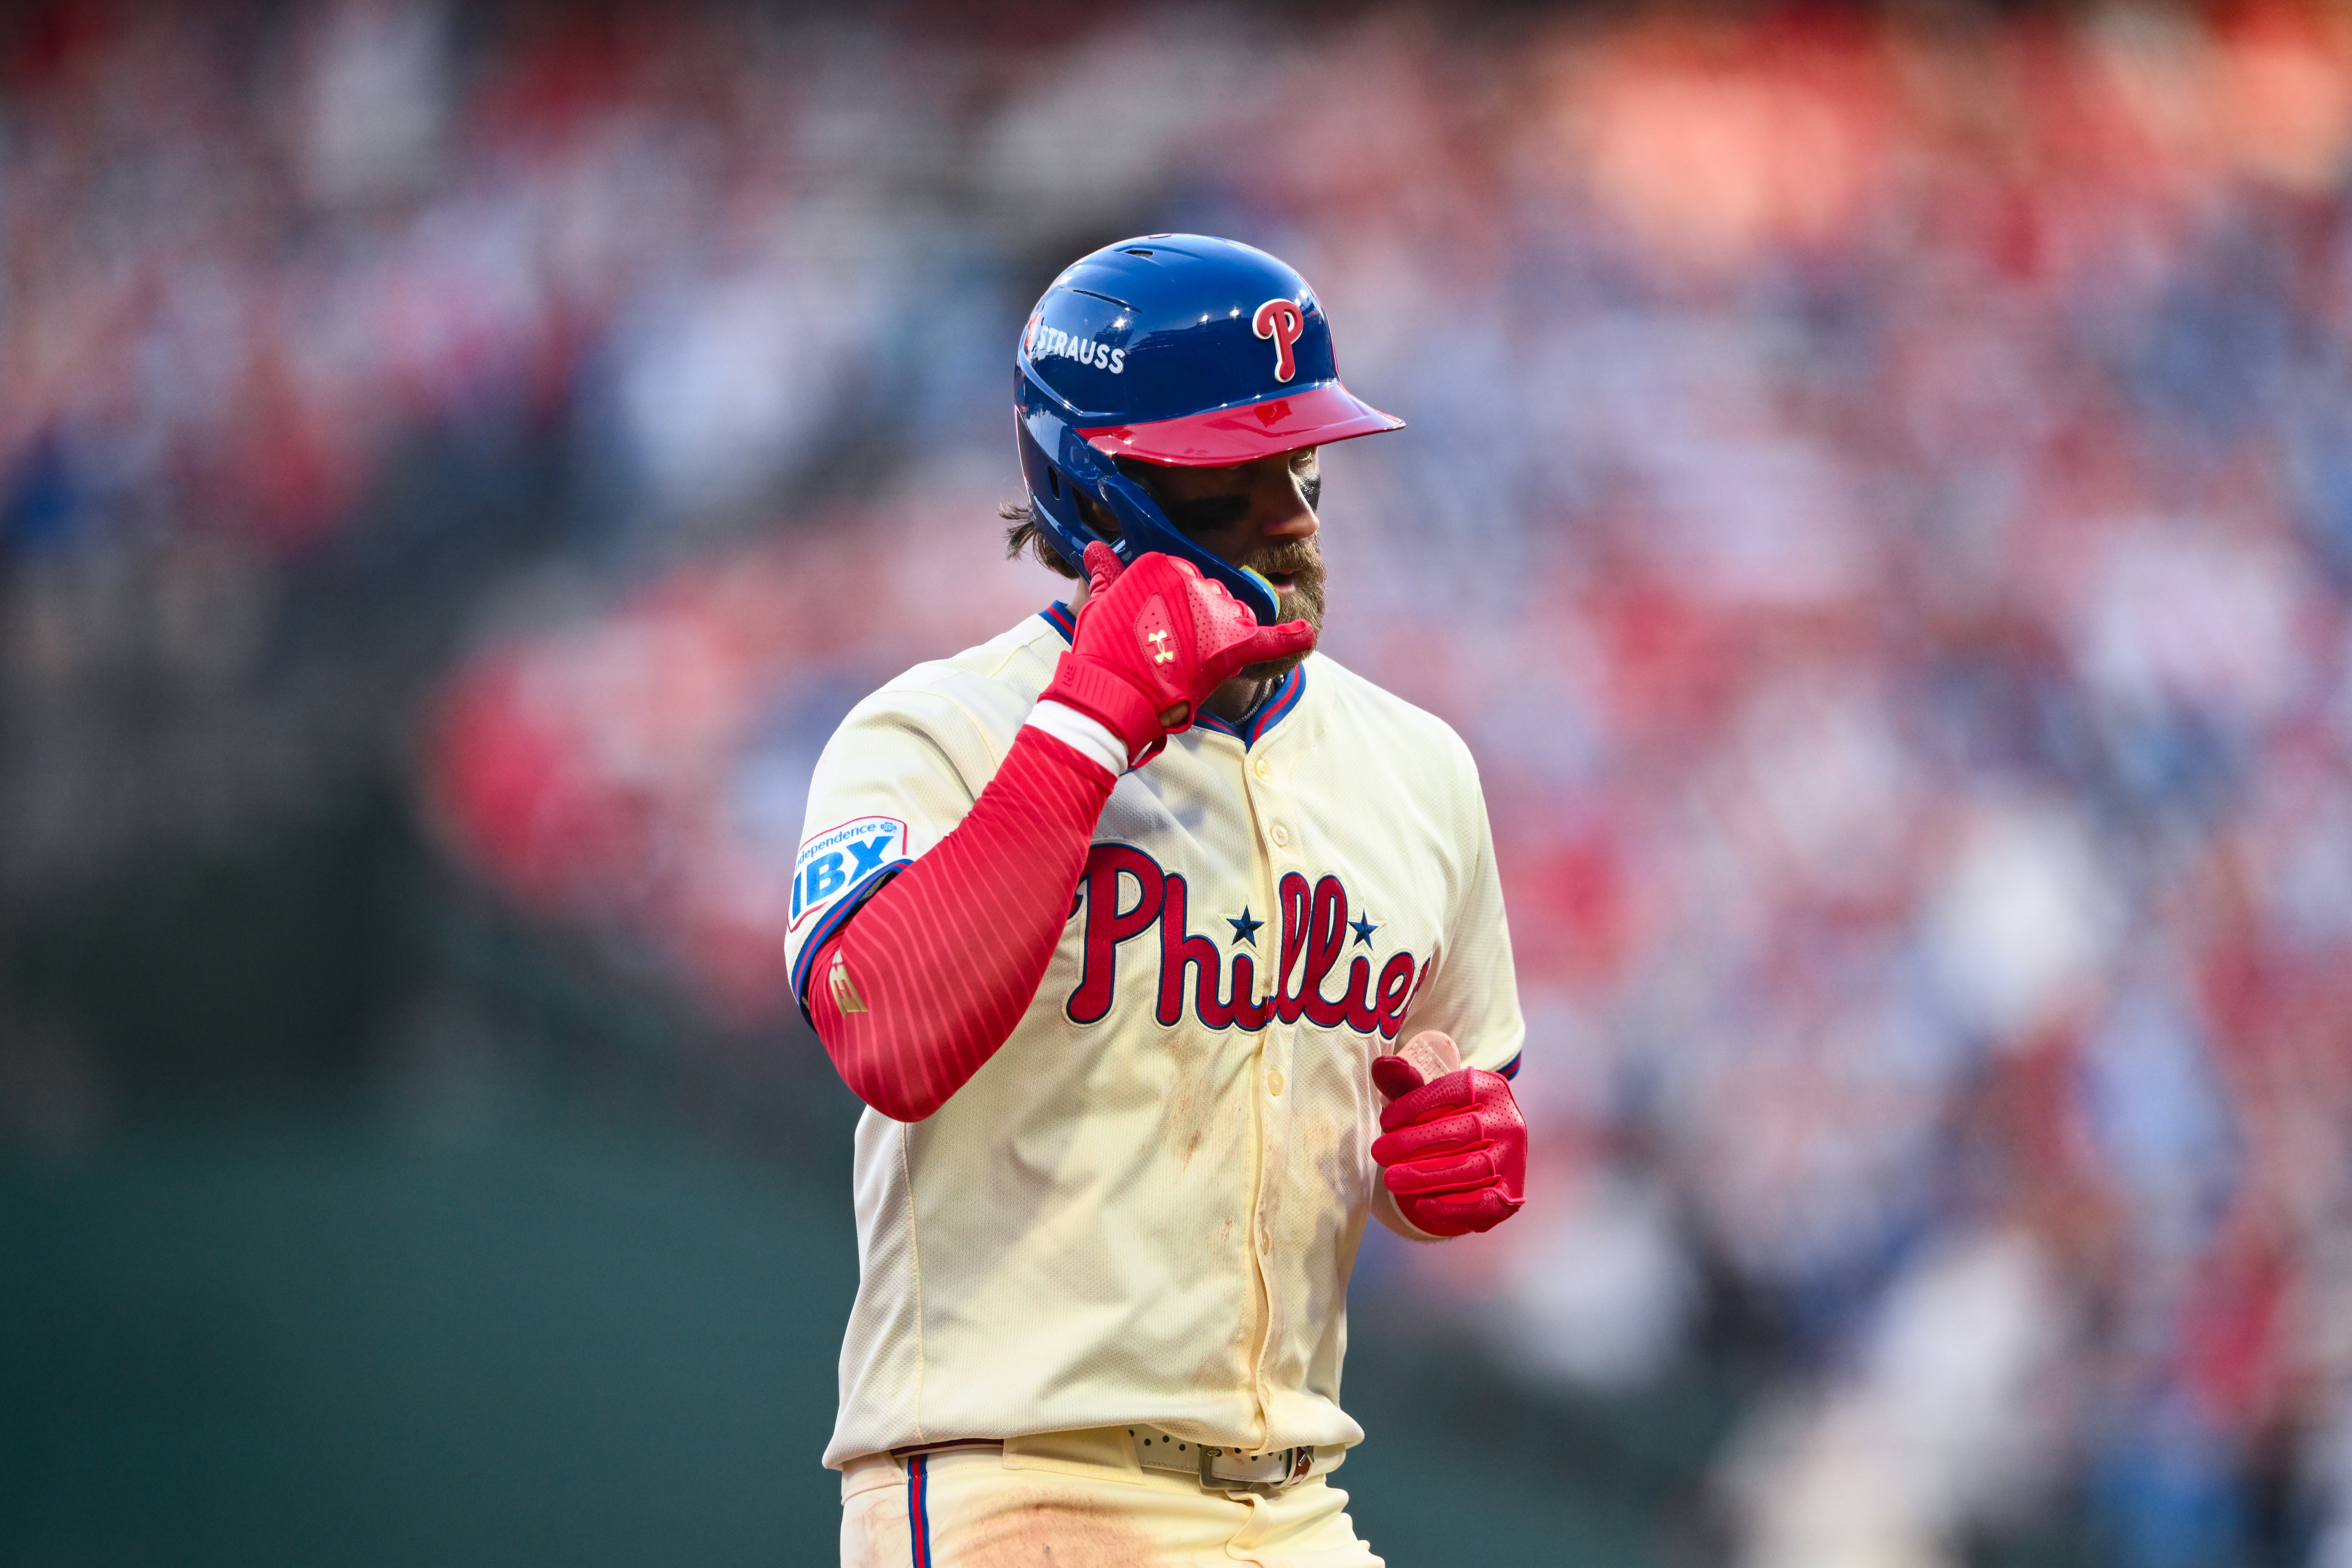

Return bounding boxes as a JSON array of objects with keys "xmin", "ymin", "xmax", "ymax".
[
  {"xmin": 1038, "ymin": 543, "xmax": 1315, "ymax": 770},
  {"xmin": 1370, "ymin": 1030, "xmax": 1527, "ymax": 1237}
]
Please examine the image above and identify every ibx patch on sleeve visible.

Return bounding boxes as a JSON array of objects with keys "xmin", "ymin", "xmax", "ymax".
[{"xmin": 790, "ymin": 816, "xmax": 908, "ymax": 931}]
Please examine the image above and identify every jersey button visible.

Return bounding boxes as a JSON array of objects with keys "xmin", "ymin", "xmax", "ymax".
[
  {"xmin": 1269, "ymin": 823, "xmax": 1290, "ymax": 848},
  {"xmin": 1257, "ymin": 1225, "xmax": 1273, "ymax": 1255},
  {"xmin": 1266, "ymin": 1069, "xmax": 1284, "ymax": 1097},
  {"xmin": 1252, "ymin": 757, "xmax": 1271, "ymax": 782}
]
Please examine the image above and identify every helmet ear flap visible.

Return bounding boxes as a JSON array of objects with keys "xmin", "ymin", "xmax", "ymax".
[
  {"xmin": 1013, "ymin": 416, "xmax": 1282, "ymax": 627},
  {"xmin": 1093, "ymin": 465, "xmax": 1280, "ymax": 626},
  {"xmin": 1013, "ymin": 330, "xmax": 1284, "ymax": 627},
  {"xmin": 1015, "ymin": 409, "xmax": 1108, "ymax": 576}
]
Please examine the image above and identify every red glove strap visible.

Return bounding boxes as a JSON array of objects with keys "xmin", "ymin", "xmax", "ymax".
[
  {"xmin": 1370, "ymin": 1066, "xmax": 1528, "ymax": 1237},
  {"xmin": 803, "ymin": 725, "xmax": 1114, "ymax": 1122}
]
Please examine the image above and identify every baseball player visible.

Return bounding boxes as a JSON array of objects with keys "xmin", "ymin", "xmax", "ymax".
[{"xmin": 787, "ymin": 235, "xmax": 1529, "ymax": 1566}]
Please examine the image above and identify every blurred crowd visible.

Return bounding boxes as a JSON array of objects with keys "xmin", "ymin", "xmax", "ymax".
[{"xmin": 12, "ymin": 2, "xmax": 2352, "ymax": 1563}]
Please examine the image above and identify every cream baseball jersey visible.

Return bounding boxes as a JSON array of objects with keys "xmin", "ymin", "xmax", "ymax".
[{"xmin": 786, "ymin": 603, "xmax": 1525, "ymax": 1469}]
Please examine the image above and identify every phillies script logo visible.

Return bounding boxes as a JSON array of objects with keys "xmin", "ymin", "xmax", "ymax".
[
  {"xmin": 1066, "ymin": 844, "xmax": 1427, "ymax": 1036},
  {"xmin": 1253, "ymin": 299, "xmax": 1305, "ymax": 383}
]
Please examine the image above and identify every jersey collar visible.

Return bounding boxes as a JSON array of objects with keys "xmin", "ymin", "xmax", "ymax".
[
  {"xmin": 1192, "ymin": 666, "xmax": 1304, "ymax": 748},
  {"xmin": 1037, "ymin": 601, "xmax": 1305, "ymax": 750}
]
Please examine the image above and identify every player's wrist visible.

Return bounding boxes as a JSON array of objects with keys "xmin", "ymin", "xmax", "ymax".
[{"xmin": 1023, "ymin": 700, "xmax": 1126, "ymax": 781}]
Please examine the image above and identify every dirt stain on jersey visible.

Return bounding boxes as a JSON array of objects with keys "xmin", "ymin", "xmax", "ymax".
[
  {"xmin": 1294, "ymin": 1109, "xmax": 1360, "ymax": 1204},
  {"xmin": 1160, "ymin": 1061, "xmax": 1210, "ymax": 1168}
]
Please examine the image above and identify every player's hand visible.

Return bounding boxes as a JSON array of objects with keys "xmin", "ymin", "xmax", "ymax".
[
  {"xmin": 1038, "ymin": 542, "xmax": 1315, "ymax": 769},
  {"xmin": 1370, "ymin": 1030, "xmax": 1527, "ymax": 1237}
]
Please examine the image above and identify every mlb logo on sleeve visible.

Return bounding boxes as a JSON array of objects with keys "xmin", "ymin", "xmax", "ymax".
[{"xmin": 791, "ymin": 816, "xmax": 907, "ymax": 929}]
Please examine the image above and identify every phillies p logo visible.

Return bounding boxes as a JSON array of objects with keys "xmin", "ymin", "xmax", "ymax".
[{"xmin": 1253, "ymin": 299, "xmax": 1305, "ymax": 383}]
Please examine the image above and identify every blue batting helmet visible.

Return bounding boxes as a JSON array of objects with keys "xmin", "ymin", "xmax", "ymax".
[{"xmin": 1014, "ymin": 235, "xmax": 1404, "ymax": 626}]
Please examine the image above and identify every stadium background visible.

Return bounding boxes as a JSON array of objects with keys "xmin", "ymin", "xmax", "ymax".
[{"xmin": 6, "ymin": 3, "xmax": 2352, "ymax": 1564}]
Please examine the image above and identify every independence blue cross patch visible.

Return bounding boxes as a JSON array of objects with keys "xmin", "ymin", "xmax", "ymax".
[{"xmin": 789, "ymin": 815, "xmax": 907, "ymax": 931}]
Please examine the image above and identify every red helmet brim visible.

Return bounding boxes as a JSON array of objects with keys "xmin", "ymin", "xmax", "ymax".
[{"xmin": 1079, "ymin": 382, "xmax": 1404, "ymax": 468}]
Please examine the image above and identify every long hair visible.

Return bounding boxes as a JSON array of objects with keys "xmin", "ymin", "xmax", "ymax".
[
  {"xmin": 1000, "ymin": 457, "xmax": 1164, "ymax": 579},
  {"xmin": 999, "ymin": 499, "xmax": 1080, "ymax": 578}
]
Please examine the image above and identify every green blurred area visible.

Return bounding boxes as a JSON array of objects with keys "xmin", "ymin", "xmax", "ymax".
[
  {"xmin": 0, "ymin": 792, "xmax": 1739, "ymax": 1566},
  {"xmin": 0, "ymin": 1118, "xmax": 852, "ymax": 1566},
  {"xmin": 0, "ymin": 1113, "xmax": 1744, "ymax": 1568}
]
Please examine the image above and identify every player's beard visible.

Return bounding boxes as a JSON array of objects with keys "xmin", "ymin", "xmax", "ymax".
[{"xmin": 1239, "ymin": 537, "xmax": 1325, "ymax": 683}]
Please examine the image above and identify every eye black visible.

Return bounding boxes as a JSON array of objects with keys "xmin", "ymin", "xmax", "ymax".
[{"xmin": 1167, "ymin": 495, "xmax": 1250, "ymax": 537}]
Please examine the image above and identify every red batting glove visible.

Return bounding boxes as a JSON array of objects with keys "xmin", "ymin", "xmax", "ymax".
[
  {"xmin": 1039, "ymin": 542, "xmax": 1315, "ymax": 769},
  {"xmin": 1370, "ymin": 1060, "xmax": 1528, "ymax": 1237}
]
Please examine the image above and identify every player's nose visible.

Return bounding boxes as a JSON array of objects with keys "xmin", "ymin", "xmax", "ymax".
[{"xmin": 1258, "ymin": 467, "xmax": 1318, "ymax": 541}]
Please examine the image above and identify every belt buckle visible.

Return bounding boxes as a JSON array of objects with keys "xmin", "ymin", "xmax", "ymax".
[{"xmin": 1198, "ymin": 1444, "xmax": 1313, "ymax": 1490}]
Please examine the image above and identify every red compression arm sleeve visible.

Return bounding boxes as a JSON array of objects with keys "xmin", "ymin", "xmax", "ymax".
[{"xmin": 803, "ymin": 724, "xmax": 1113, "ymax": 1122}]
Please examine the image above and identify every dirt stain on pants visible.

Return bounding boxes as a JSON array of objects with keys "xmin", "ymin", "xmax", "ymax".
[{"xmin": 953, "ymin": 1489, "xmax": 1165, "ymax": 1567}]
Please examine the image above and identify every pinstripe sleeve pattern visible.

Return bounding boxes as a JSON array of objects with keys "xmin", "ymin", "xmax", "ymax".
[{"xmin": 804, "ymin": 725, "xmax": 1114, "ymax": 1122}]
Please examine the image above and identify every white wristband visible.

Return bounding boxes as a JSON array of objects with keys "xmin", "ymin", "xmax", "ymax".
[{"xmin": 1024, "ymin": 700, "xmax": 1127, "ymax": 780}]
